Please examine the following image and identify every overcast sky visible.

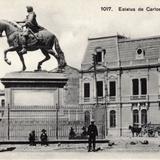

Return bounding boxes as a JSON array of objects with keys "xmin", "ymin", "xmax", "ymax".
[{"xmin": 0, "ymin": 0, "xmax": 160, "ymax": 88}]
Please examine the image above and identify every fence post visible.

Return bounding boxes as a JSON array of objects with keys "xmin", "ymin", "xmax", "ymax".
[
  {"xmin": 56, "ymin": 104, "xmax": 59, "ymax": 140},
  {"xmin": 56, "ymin": 88, "xmax": 60, "ymax": 140},
  {"xmin": 7, "ymin": 104, "xmax": 10, "ymax": 140}
]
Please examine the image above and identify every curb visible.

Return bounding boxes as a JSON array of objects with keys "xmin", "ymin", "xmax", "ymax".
[{"xmin": 0, "ymin": 139, "xmax": 109, "ymax": 145}]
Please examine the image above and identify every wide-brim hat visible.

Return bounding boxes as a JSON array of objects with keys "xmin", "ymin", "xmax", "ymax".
[{"xmin": 41, "ymin": 129, "xmax": 46, "ymax": 132}]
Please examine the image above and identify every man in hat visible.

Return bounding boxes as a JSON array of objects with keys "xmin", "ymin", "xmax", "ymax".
[
  {"xmin": 16, "ymin": 6, "xmax": 41, "ymax": 54},
  {"xmin": 40, "ymin": 129, "xmax": 48, "ymax": 146},
  {"xmin": 87, "ymin": 119, "xmax": 98, "ymax": 152}
]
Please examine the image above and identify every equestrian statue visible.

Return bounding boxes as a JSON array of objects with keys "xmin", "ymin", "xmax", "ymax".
[{"xmin": 0, "ymin": 6, "xmax": 67, "ymax": 71}]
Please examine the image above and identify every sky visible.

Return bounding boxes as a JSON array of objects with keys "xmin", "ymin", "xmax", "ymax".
[{"xmin": 0, "ymin": 0, "xmax": 160, "ymax": 88}]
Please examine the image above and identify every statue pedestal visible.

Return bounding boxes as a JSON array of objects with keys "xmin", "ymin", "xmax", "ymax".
[
  {"xmin": 1, "ymin": 71, "xmax": 68, "ymax": 140},
  {"xmin": 1, "ymin": 71, "xmax": 68, "ymax": 106}
]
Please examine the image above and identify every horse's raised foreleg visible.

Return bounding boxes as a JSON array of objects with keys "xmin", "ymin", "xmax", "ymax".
[
  {"xmin": 17, "ymin": 52, "xmax": 26, "ymax": 71},
  {"xmin": 4, "ymin": 46, "xmax": 17, "ymax": 65},
  {"xmin": 38, "ymin": 49, "xmax": 51, "ymax": 71}
]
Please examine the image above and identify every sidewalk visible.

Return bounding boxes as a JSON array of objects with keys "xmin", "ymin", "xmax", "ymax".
[{"xmin": 0, "ymin": 137, "xmax": 160, "ymax": 152}]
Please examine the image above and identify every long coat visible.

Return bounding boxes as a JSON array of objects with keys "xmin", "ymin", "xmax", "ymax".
[{"xmin": 88, "ymin": 124, "xmax": 98, "ymax": 137}]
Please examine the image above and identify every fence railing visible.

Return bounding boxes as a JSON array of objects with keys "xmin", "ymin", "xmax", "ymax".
[{"xmin": 0, "ymin": 105, "xmax": 105, "ymax": 141}]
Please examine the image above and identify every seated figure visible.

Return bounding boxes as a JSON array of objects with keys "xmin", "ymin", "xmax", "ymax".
[
  {"xmin": 81, "ymin": 126, "xmax": 88, "ymax": 139},
  {"xmin": 69, "ymin": 127, "xmax": 76, "ymax": 139},
  {"xmin": 29, "ymin": 130, "xmax": 36, "ymax": 146},
  {"xmin": 40, "ymin": 129, "xmax": 48, "ymax": 146}
]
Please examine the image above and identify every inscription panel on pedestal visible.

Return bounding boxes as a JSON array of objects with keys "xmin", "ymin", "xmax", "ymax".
[{"xmin": 12, "ymin": 89, "xmax": 56, "ymax": 106}]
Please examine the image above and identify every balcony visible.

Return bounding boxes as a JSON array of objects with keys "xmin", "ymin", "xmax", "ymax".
[
  {"xmin": 130, "ymin": 95, "xmax": 147, "ymax": 100},
  {"xmin": 84, "ymin": 97, "xmax": 90, "ymax": 102},
  {"xmin": 81, "ymin": 94, "xmax": 159, "ymax": 104},
  {"xmin": 109, "ymin": 96, "xmax": 116, "ymax": 102}
]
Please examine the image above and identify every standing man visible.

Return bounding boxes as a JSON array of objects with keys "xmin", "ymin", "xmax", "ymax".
[
  {"xmin": 87, "ymin": 119, "xmax": 98, "ymax": 152},
  {"xmin": 16, "ymin": 6, "xmax": 41, "ymax": 54}
]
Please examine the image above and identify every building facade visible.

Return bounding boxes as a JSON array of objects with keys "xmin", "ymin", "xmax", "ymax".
[{"xmin": 80, "ymin": 35, "xmax": 160, "ymax": 137}]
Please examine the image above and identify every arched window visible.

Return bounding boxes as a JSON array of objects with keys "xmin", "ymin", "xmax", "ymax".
[
  {"xmin": 141, "ymin": 109, "xmax": 147, "ymax": 125},
  {"xmin": 1, "ymin": 99, "xmax": 5, "ymax": 107},
  {"xmin": 84, "ymin": 111, "xmax": 90, "ymax": 127},
  {"xmin": 133, "ymin": 110, "xmax": 139, "ymax": 127},
  {"xmin": 110, "ymin": 110, "xmax": 116, "ymax": 128}
]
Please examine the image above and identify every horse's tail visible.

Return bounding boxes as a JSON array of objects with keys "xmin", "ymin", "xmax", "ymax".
[
  {"xmin": 54, "ymin": 37, "xmax": 63, "ymax": 54},
  {"xmin": 54, "ymin": 36, "xmax": 67, "ymax": 68}
]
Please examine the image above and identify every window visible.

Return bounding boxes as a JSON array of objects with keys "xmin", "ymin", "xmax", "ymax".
[
  {"xmin": 110, "ymin": 110, "xmax": 116, "ymax": 128},
  {"xmin": 141, "ymin": 78, "xmax": 147, "ymax": 95},
  {"xmin": 141, "ymin": 109, "xmax": 147, "ymax": 125},
  {"xmin": 97, "ymin": 81, "xmax": 103, "ymax": 97},
  {"xmin": 84, "ymin": 83, "xmax": 90, "ymax": 98},
  {"xmin": 109, "ymin": 81, "xmax": 116, "ymax": 96},
  {"xmin": 132, "ymin": 78, "xmax": 147, "ymax": 95},
  {"xmin": 96, "ymin": 52, "xmax": 102, "ymax": 63},
  {"xmin": 95, "ymin": 48, "xmax": 105, "ymax": 63},
  {"xmin": 133, "ymin": 110, "xmax": 139, "ymax": 127},
  {"xmin": 136, "ymin": 48, "xmax": 145, "ymax": 59},
  {"xmin": 1, "ymin": 99, "xmax": 5, "ymax": 107},
  {"xmin": 132, "ymin": 79, "xmax": 139, "ymax": 95}
]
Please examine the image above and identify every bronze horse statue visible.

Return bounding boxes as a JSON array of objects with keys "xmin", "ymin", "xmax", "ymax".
[{"xmin": 0, "ymin": 20, "xmax": 67, "ymax": 71}]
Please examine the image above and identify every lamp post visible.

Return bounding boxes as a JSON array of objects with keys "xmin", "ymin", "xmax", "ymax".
[
  {"xmin": 103, "ymin": 49, "xmax": 108, "ymax": 138},
  {"xmin": 92, "ymin": 54, "xmax": 98, "ymax": 106}
]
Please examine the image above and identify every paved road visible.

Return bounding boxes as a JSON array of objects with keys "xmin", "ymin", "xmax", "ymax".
[
  {"xmin": 1, "ymin": 137, "xmax": 160, "ymax": 159},
  {"xmin": 1, "ymin": 137, "xmax": 160, "ymax": 152}
]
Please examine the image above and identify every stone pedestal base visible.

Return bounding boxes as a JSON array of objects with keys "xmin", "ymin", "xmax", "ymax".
[{"xmin": 0, "ymin": 71, "xmax": 68, "ymax": 140}]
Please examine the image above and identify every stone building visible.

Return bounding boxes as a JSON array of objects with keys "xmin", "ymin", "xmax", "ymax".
[
  {"xmin": 80, "ymin": 34, "xmax": 160, "ymax": 137},
  {"xmin": 51, "ymin": 65, "xmax": 80, "ymax": 106}
]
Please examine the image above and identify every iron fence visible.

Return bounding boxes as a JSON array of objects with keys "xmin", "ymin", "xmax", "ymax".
[{"xmin": 0, "ymin": 105, "xmax": 105, "ymax": 141}]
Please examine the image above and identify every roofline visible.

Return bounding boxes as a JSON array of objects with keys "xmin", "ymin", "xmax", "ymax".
[
  {"xmin": 119, "ymin": 35, "xmax": 160, "ymax": 43},
  {"xmin": 88, "ymin": 35, "xmax": 127, "ymax": 41},
  {"xmin": 88, "ymin": 34, "xmax": 160, "ymax": 43},
  {"xmin": 80, "ymin": 63, "xmax": 160, "ymax": 73}
]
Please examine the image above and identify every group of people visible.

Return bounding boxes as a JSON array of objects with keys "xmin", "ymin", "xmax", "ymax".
[
  {"xmin": 69, "ymin": 126, "xmax": 88, "ymax": 139},
  {"xmin": 29, "ymin": 120, "xmax": 98, "ymax": 152},
  {"xmin": 69, "ymin": 120, "xmax": 98, "ymax": 152},
  {"xmin": 29, "ymin": 129, "xmax": 48, "ymax": 146}
]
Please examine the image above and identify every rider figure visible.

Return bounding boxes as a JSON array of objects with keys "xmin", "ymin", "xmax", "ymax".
[{"xmin": 16, "ymin": 6, "xmax": 40, "ymax": 54}]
